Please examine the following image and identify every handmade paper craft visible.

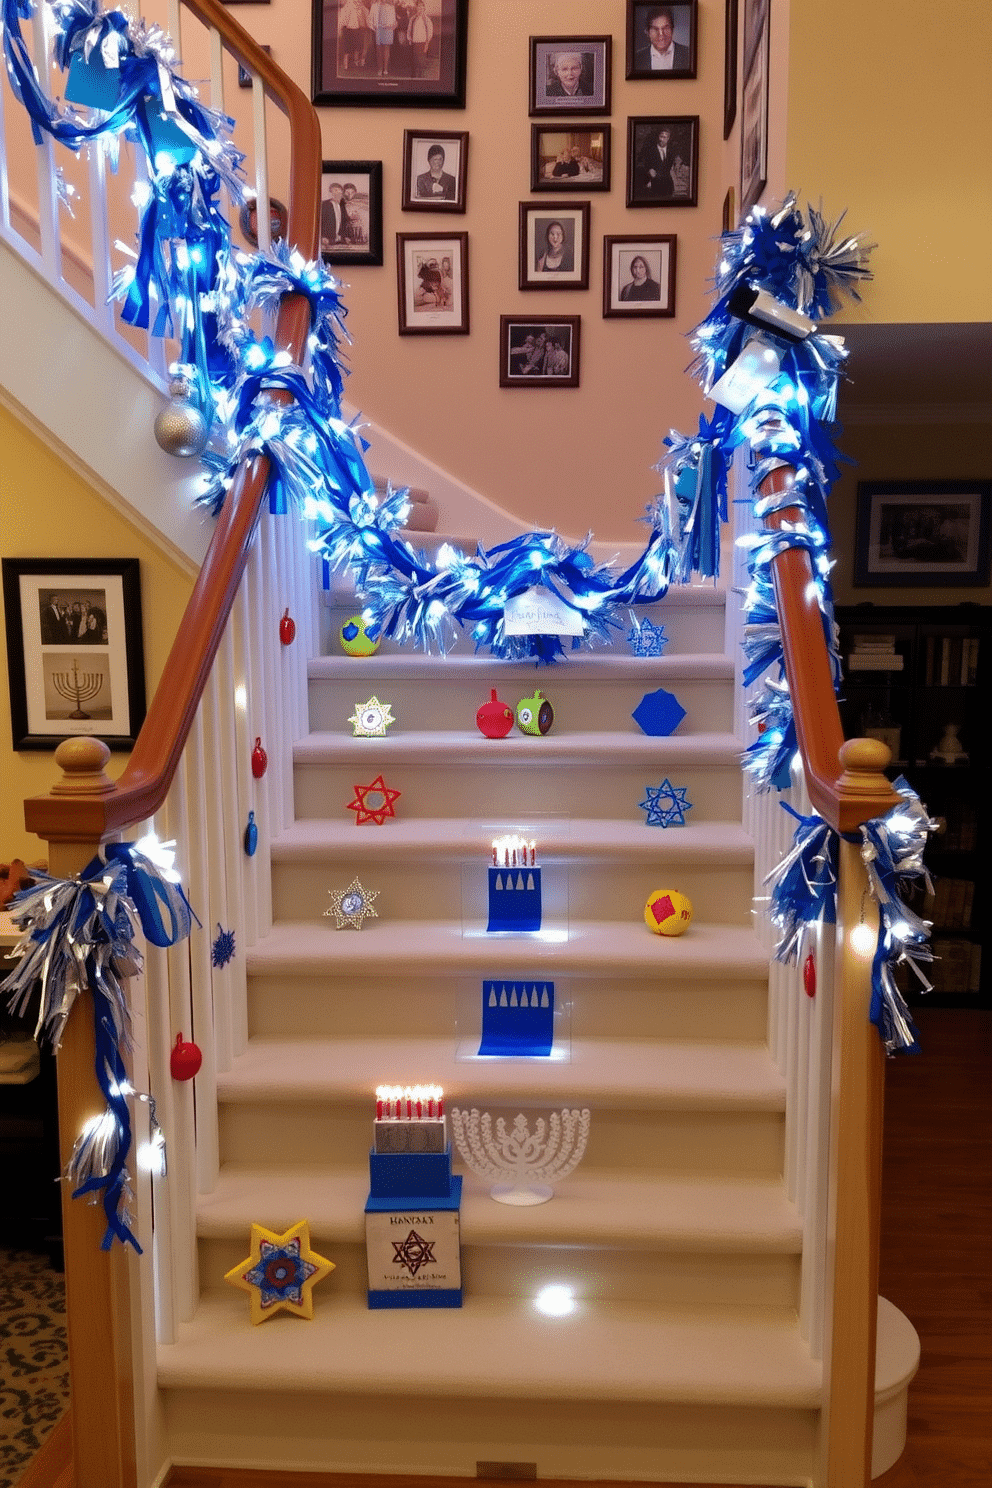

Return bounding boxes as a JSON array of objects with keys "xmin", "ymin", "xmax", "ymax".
[
  {"xmin": 348, "ymin": 775, "xmax": 401, "ymax": 825},
  {"xmin": 325, "ymin": 877, "xmax": 380, "ymax": 929},
  {"xmin": 640, "ymin": 779, "xmax": 692, "ymax": 827},
  {"xmin": 632, "ymin": 688, "xmax": 686, "ymax": 735},
  {"xmin": 224, "ymin": 1219, "xmax": 335, "ymax": 1324},
  {"xmin": 478, "ymin": 980, "xmax": 555, "ymax": 1056},
  {"xmin": 348, "ymin": 696, "xmax": 395, "ymax": 736},
  {"xmin": 627, "ymin": 617, "xmax": 669, "ymax": 656}
]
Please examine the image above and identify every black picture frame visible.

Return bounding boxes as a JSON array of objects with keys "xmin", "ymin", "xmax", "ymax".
[
  {"xmin": 739, "ymin": 0, "xmax": 769, "ymax": 214},
  {"xmin": 854, "ymin": 481, "xmax": 992, "ymax": 588},
  {"xmin": 499, "ymin": 316, "xmax": 581, "ymax": 388},
  {"xmin": 626, "ymin": 115, "xmax": 699, "ymax": 207},
  {"xmin": 603, "ymin": 235, "xmax": 677, "ymax": 318},
  {"xmin": 402, "ymin": 130, "xmax": 468, "ymax": 212},
  {"xmin": 529, "ymin": 36, "xmax": 612, "ymax": 117},
  {"xmin": 396, "ymin": 232, "xmax": 469, "ymax": 333},
  {"xmin": 530, "ymin": 124, "xmax": 611, "ymax": 192},
  {"xmin": 320, "ymin": 161, "xmax": 383, "ymax": 267},
  {"xmin": 313, "ymin": 0, "xmax": 468, "ymax": 108},
  {"xmin": 625, "ymin": 2, "xmax": 698, "ymax": 81},
  {"xmin": 519, "ymin": 202, "xmax": 591, "ymax": 291},
  {"xmin": 723, "ymin": 0, "xmax": 739, "ymax": 138},
  {"xmin": 238, "ymin": 45, "xmax": 271, "ymax": 87},
  {"xmin": 2, "ymin": 557, "xmax": 146, "ymax": 751}
]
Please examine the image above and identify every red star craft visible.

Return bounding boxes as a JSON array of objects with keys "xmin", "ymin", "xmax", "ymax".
[{"xmin": 347, "ymin": 774, "xmax": 401, "ymax": 826}]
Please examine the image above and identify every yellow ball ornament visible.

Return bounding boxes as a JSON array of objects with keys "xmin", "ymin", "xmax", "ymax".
[
  {"xmin": 339, "ymin": 614, "xmax": 382, "ymax": 657},
  {"xmin": 644, "ymin": 888, "xmax": 693, "ymax": 937}
]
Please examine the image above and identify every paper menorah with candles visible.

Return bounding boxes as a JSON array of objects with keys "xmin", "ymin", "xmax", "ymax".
[
  {"xmin": 488, "ymin": 835, "xmax": 541, "ymax": 932},
  {"xmin": 364, "ymin": 1085, "xmax": 462, "ymax": 1308}
]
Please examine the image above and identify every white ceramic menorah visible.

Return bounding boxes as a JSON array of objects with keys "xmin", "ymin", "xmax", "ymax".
[{"xmin": 449, "ymin": 1106, "xmax": 591, "ymax": 1205}]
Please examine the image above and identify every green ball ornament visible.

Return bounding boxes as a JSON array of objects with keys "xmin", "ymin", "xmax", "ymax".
[
  {"xmin": 339, "ymin": 614, "xmax": 382, "ymax": 657},
  {"xmin": 516, "ymin": 689, "xmax": 554, "ymax": 736}
]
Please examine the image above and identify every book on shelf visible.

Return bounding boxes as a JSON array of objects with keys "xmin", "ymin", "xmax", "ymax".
[{"xmin": 849, "ymin": 633, "xmax": 903, "ymax": 671}]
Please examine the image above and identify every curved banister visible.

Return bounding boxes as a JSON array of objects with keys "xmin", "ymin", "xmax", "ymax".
[
  {"xmin": 760, "ymin": 464, "xmax": 899, "ymax": 834},
  {"xmin": 23, "ymin": 0, "xmax": 322, "ymax": 844}
]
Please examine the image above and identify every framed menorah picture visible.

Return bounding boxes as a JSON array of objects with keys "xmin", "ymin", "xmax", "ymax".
[{"xmin": 2, "ymin": 558, "xmax": 146, "ymax": 751}]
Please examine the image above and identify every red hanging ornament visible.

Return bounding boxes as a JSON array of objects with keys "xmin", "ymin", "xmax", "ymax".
[
  {"xmin": 170, "ymin": 1033, "xmax": 203, "ymax": 1081},
  {"xmin": 251, "ymin": 737, "xmax": 268, "ymax": 778},
  {"xmin": 476, "ymin": 688, "xmax": 515, "ymax": 739},
  {"xmin": 803, "ymin": 952, "xmax": 816, "ymax": 998},
  {"xmin": 279, "ymin": 608, "xmax": 296, "ymax": 646}
]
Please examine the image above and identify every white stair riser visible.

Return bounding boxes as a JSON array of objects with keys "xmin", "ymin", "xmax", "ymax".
[
  {"xmin": 294, "ymin": 760, "xmax": 744, "ymax": 821},
  {"xmin": 247, "ymin": 974, "xmax": 770, "ymax": 1042},
  {"xmin": 309, "ymin": 674, "xmax": 732, "ymax": 734},
  {"xmin": 198, "ymin": 1237, "xmax": 800, "ymax": 1309},
  {"xmin": 322, "ymin": 597, "xmax": 730, "ymax": 656},
  {"xmin": 160, "ymin": 1388, "xmax": 816, "ymax": 1484},
  {"xmin": 270, "ymin": 858, "xmax": 755, "ymax": 927},
  {"xmin": 217, "ymin": 1102, "xmax": 785, "ymax": 1178}
]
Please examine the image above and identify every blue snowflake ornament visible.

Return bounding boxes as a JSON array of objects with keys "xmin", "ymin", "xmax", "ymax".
[
  {"xmin": 627, "ymin": 618, "xmax": 669, "ymax": 657},
  {"xmin": 640, "ymin": 779, "xmax": 693, "ymax": 828},
  {"xmin": 212, "ymin": 923, "xmax": 236, "ymax": 967}
]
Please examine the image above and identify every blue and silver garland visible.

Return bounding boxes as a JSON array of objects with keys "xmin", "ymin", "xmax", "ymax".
[
  {"xmin": 1, "ymin": 843, "xmax": 196, "ymax": 1249},
  {"xmin": 765, "ymin": 779, "xmax": 936, "ymax": 1054}
]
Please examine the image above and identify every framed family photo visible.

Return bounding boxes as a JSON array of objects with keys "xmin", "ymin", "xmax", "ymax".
[
  {"xmin": 625, "ymin": 2, "xmax": 697, "ymax": 80},
  {"xmin": 739, "ymin": 0, "xmax": 769, "ymax": 213},
  {"xmin": 2, "ymin": 557, "xmax": 146, "ymax": 751},
  {"xmin": 530, "ymin": 125, "xmax": 611, "ymax": 192},
  {"xmin": 519, "ymin": 202, "xmax": 590, "ymax": 290},
  {"xmin": 627, "ymin": 115, "xmax": 699, "ymax": 206},
  {"xmin": 320, "ymin": 161, "xmax": 383, "ymax": 266},
  {"xmin": 529, "ymin": 36, "xmax": 611, "ymax": 116},
  {"xmin": 603, "ymin": 235, "xmax": 677, "ymax": 318},
  {"xmin": 402, "ymin": 130, "xmax": 468, "ymax": 212},
  {"xmin": 396, "ymin": 232, "xmax": 469, "ymax": 333},
  {"xmin": 500, "ymin": 317, "xmax": 581, "ymax": 388},
  {"xmin": 313, "ymin": 0, "xmax": 468, "ymax": 108},
  {"xmin": 853, "ymin": 480, "xmax": 992, "ymax": 588}
]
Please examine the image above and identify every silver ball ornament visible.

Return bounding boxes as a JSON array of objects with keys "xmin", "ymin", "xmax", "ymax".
[{"xmin": 154, "ymin": 377, "xmax": 210, "ymax": 458}]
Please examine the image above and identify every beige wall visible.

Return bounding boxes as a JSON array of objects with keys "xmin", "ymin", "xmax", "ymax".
[
  {"xmin": 786, "ymin": 0, "xmax": 992, "ymax": 326},
  {"xmin": 0, "ymin": 405, "xmax": 193, "ymax": 863}
]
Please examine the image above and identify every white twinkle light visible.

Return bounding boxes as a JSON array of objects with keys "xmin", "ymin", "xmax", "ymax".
[{"xmin": 535, "ymin": 1284, "xmax": 576, "ymax": 1317}]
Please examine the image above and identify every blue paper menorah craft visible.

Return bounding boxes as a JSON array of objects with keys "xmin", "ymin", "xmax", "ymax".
[
  {"xmin": 487, "ymin": 866, "xmax": 542, "ymax": 932},
  {"xmin": 478, "ymin": 980, "xmax": 555, "ymax": 1057}
]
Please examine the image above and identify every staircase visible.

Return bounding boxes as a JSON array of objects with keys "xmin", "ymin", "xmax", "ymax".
[{"xmin": 154, "ymin": 578, "xmax": 827, "ymax": 1485}]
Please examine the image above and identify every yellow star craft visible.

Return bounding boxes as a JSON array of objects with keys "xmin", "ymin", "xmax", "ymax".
[
  {"xmin": 348, "ymin": 696, "xmax": 395, "ymax": 736},
  {"xmin": 224, "ymin": 1219, "xmax": 335, "ymax": 1324},
  {"xmin": 325, "ymin": 876, "xmax": 380, "ymax": 929}
]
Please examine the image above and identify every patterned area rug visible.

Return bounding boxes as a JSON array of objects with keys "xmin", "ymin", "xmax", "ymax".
[{"xmin": 0, "ymin": 1250, "xmax": 68, "ymax": 1488}]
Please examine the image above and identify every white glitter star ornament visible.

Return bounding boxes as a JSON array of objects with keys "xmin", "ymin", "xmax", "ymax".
[
  {"xmin": 325, "ymin": 877, "xmax": 380, "ymax": 929},
  {"xmin": 348, "ymin": 696, "xmax": 395, "ymax": 736}
]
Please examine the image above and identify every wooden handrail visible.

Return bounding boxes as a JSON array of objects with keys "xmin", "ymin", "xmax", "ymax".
[
  {"xmin": 23, "ymin": 0, "xmax": 322, "ymax": 845},
  {"xmin": 761, "ymin": 463, "xmax": 899, "ymax": 833}
]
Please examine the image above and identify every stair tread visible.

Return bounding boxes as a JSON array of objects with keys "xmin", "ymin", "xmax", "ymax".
[
  {"xmin": 215, "ymin": 1036, "xmax": 785, "ymax": 1109},
  {"xmin": 272, "ymin": 817, "xmax": 754, "ymax": 862},
  {"xmin": 309, "ymin": 652, "xmax": 734, "ymax": 681},
  {"xmin": 296, "ymin": 729, "xmax": 742, "ymax": 764},
  {"xmin": 246, "ymin": 919, "xmax": 769, "ymax": 980},
  {"xmin": 197, "ymin": 1166, "xmax": 802, "ymax": 1251},
  {"xmin": 158, "ymin": 1292, "xmax": 820, "ymax": 1406}
]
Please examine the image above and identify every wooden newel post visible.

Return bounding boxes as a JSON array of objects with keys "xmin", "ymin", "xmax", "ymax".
[
  {"xmin": 41, "ymin": 740, "xmax": 137, "ymax": 1488},
  {"xmin": 822, "ymin": 736, "xmax": 892, "ymax": 1488}
]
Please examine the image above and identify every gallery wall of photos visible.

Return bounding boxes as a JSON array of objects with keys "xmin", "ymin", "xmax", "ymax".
[
  {"xmin": 299, "ymin": 0, "xmax": 768, "ymax": 386},
  {"xmin": 218, "ymin": 0, "xmax": 772, "ymax": 537}
]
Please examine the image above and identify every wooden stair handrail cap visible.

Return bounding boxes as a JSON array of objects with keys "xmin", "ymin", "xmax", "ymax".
[
  {"xmin": 50, "ymin": 737, "xmax": 115, "ymax": 797},
  {"xmin": 838, "ymin": 736, "xmax": 894, "ymax": 800}
]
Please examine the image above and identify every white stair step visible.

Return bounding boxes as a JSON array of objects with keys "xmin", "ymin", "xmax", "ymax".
[
  {"xmin": 215, "ymin": 1036, "xmax": 785, "ymax": 1111},
  {"xmin": 309, "ymin": 657, "xmax": 734, "ymax": 734},
  {"xmin": 198, "ymin": 1166, "xmax": 802, "ymax": 1253},
  {"xmin": 295, "ymin": 728, "xmax": 741, "ymax": 763},
  {"xmin": 245, "ymin": 918, "xmax": 768, "ymax": 980},
  {"xmin": 158, "ymin": 1291, "xmax": 820, "ymax": 1409}
]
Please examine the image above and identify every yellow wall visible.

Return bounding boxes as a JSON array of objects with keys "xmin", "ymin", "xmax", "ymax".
[
  {"xmin": 786, "ymin": 0, "xmax": 992, "ymax": 325},
  {"xmin": 0, "ymin": 405, "xmax": 193, "ymax": 863}
]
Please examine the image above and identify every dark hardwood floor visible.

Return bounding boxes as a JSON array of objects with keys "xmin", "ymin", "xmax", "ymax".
[{"xmin": 873, "ymin": 1006, "xmax": 992, "ymax": 1488}]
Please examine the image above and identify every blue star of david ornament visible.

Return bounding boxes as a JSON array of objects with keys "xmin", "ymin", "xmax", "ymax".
[
  {"xmin": 632, "ymin": 688, "xmax": 686, "ymax": 736},
  {"xmin": 212, "ymin": 923, "xmax": 236, "ymax": 967},
  {"xmin": 627, "ymin": 617, "xmax": 669, "ymax": 657},
  {"xmin": 640, "ymin": 779, "xmax": 693, "ymax": 827}
]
